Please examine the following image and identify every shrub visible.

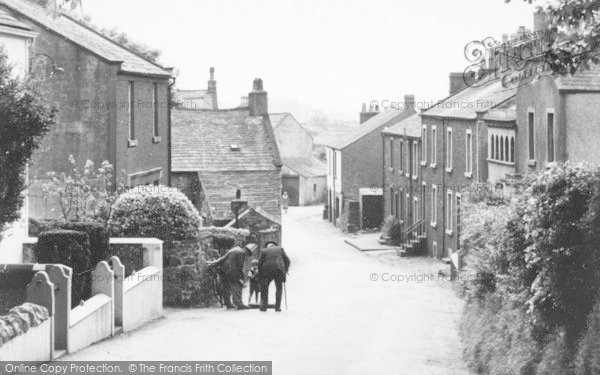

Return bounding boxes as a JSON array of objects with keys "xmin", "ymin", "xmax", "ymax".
[
  {"xmin": 574, "ymin": 296, "xmax": 600, "ymax": 375},
  {"xmin": 459, "ymin": 163, "xmax": 600, "ymax": 374},
  {"xmin": 108, "ymin": 186, "xmax": 202, "ymax": 244},
  {"xmin": 381, "ymin": 216, "xmax": 402, "ymax": 245},
  {"xmin": 59, "ymin": 222, "xmax": 110, "ymax": 265},
  {"xmin": 0, "ymin": 48, "xmax": 55, "ymax": 241},
  {"xmin": 199, "ymin": 226, "xmax": 250, "ymax": 254},
  {"xmin": 0, "ymin": 303, "xmax": 49, "ymax": 347},
  {"xmin": 34, "ymin": 230, "xmax": 91, "ymax": 307},
  {"xmin": 38, "ymin": 156, "xmax": 124, "ymax": 224}
]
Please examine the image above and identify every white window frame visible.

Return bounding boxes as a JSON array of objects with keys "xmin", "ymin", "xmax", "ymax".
[
  {"xmin": 446, "ymin": 189, "xmax": 453, "ymax": 236},
  {"xmin": 527, "ymin": 107, "xmax": 535, "ymax": 163},
  {"xmin": 546, "ymin": 108, "xmax": 555, "ymax": 164},
  {"xmin": 398, "ymin": 140, "xmax": 404, "ymax": 173},
  {"xmin": 430, "ymin": 125, "xmax": 437, "ymax": 168},
  {"xmin": 446, "ymin": 127, "xmax": 453, "ymax": 173},
  {"xmin": 389, "ymin": 137, "xmax": 395, "ymax": 172},
  {"xmin": 465, "ymin": 129, "xmax": 473, "ymax": 178},
  {"xmin": 412, "ymin": 141, "xmax": 419, "ymax": 180},
  {"xmin": 128, "ymin": 81, "xmax": 137, "ymax": 147},
  {"xmin": 433, "ymin": 241, "xmax": 438, "ymax": 258},
  {"xmin": 431, "ymin": 184, "xmax": 437, "ymax": 228},
  {"xmin": 421, "ymin": 125, "xmax": 428, "ymax": 166}
]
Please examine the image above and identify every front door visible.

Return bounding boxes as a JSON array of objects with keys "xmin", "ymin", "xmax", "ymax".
[
  {"xmin": 362, "ymin": 195, "xmax": 383, "ymax": 229},
  {"xmin": 282, "ymin": 175, "xmax": 300, "ymax": 206}
]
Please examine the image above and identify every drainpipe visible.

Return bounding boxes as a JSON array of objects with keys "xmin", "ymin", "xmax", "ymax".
[
  {"xmin": 167, "ymin": 75, "xmax": 176, "ymax": 187},
  {"xmin": 441, "ymin": 118, "xmax": 446, "ymax": 258}
]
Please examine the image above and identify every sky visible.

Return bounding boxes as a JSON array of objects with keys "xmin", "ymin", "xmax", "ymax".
[{"xmin": 82, "ymin": 0, "xmax": 537, "ymax": 122}]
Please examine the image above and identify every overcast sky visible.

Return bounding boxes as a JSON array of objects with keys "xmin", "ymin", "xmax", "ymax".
[{"xmin": 82, "ymin": 0, "xmax": 536, "ymax": 122}]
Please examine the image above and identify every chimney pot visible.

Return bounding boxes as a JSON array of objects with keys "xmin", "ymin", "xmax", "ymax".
[{"xmin": 361, "ymin": 102, "xmax": 367, "ymax": 113}]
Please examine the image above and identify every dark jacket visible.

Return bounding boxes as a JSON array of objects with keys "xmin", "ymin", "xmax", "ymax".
[
  {"xmin": 211, "ymin": 247, "xmax": 246, "ymax": 282},
  {"xmin": 258, "ymin": 247, "xmax": 290, "ymax": 280}
]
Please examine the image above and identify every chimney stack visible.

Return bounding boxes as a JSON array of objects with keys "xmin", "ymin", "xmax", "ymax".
[
  {"xmin": 449, "ymin": 73, "xmax": 467, "ymax": 95},
  {"xmin": 359, "ymin": 102, "xmax": 379, "ymax": 124},
  {"xmin": 207, "ymin": 67, "xmax": 218, "ymax": 110},
  {"xmin": 248, "ymin": 78, "xmax": 268, "ymax": 116},
  {"xmin": 404, "ymin": 95, "xmax": 415, "ymax": 111}
]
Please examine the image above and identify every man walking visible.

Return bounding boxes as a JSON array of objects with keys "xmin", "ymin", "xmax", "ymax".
[
  {"xmin": 259, "ymin": 242, "xmax": 290, "ymax": 312},
  {"xmin": 208, "ymin": 243, "xmax": 257, "ymax": 309}
]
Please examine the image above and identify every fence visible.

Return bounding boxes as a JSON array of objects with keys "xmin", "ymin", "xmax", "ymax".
[
  {"xmin": 111, "ymin": 256, "xmax": 162, "ymax": 332},
  {"xmin": 1, "ymin": 237, "xmax": 163, "ymax": 358}
]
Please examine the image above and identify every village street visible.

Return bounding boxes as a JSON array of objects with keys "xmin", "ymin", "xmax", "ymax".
[{"xmin": 63, "ymin": 207, "xmax": 471, "ymax": 375}]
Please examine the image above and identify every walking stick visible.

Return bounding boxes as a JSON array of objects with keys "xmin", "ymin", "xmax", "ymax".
[{"xmin": 284, "ymin": 282, "xmax": 288, "ymax": 310}]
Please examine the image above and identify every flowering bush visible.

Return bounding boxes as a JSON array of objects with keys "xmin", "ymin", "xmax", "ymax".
[
  {"xmin": 380, "ymin": 216, "xmax": 402, "ymax": 245},
  {"xmin": 38, "ymin": 156, "xmax": 124, "ymax": 224},
  {"xmin": 108, "ymin": 186, "xmax": 202, "ymax": 243}
]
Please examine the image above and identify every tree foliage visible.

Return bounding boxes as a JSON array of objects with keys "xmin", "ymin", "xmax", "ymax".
[
  {"xmin": 0, "ymin": 50, "xmax": 55, "ymax": 239},
  {"xmin": 508, "ymin": 0, "xmax": 600, "ymax": 73},
  {"xmin": 460, "ymin": 163, "xmax": 600, "ymax": 374}
]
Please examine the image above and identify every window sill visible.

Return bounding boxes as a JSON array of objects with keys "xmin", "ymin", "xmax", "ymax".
[
  {"xmin": 412, "ymin": 175, "xmax": 418, "ymax": 181},
  {"xmin": 152, "ymin": 136, "xmax": 162, "ymax": 144},
  {"xmin": 446, "ymin": 229, "xmax": 453, "ymax": 237},
  {"xmin": 405, "ymin": 173, "xmax": 410, "ymax": 178},
  {"xmin": 128, "ymin": 139, "xmax": 138, "ymax": 148},
  {"xmin": 464, "ymin": 172, "xmax": 473, "ymax": 179},
  {"xmin": 420, "ymin": 161, "xmax": 427, "ymax": 166},
  {"xmin": 527, "ymin": 160, "xmax": 537, "ymax": 167},
  {"xmin": 488, "ymin": 159, "xmax": 516, "ymax": 167},
  {"xmin": 388, "ymin": 167, "xmax": 394, "ymax": 173},
  {"xmin": 446, "ymin": 167, "xmax": 453, "ymax": 174},
  {"xmin": 430, "ymin": 222, "xmax": 437, "ymax": 229},
  {"xmin": 430, "ymin": 163, "xmax": 437, "ymax": 169}
]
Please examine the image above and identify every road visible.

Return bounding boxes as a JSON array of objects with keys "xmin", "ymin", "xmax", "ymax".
[{"xmin": 64, "ymin": 206, "xmax": 471, "ymax": 375}]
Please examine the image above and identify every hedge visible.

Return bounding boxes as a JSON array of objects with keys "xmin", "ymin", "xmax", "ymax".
[
  {"xmin": 34, "ymin": 230, "xmax": 91, "ymax": 307},
  {"xmin": 0, "ymin": 303, "xmax": 49, "ymax": 347},
  {"xmin": 109, "ymin": 186, "xmax": 202, "ymax": 244},
  {"xmin": 59, "ymin": 222, "xmax": 110, "ymax": 266}
]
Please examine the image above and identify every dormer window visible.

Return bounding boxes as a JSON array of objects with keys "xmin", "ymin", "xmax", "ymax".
[{"xmin": 230, "ymin": 144, "xmax": 241, "ymax": 151}]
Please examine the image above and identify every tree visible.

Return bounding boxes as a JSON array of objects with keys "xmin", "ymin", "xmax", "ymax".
[
  {"xmin": 0, "ymin": 50, "xmax": 55, "ymax": 240},
  {"xmin": 72, "ymin": 14, "xmax": 162, "ymax": 63},
  {"xmin": 507, "ymin": 0, "xmax": 600, "ymax": 73}
]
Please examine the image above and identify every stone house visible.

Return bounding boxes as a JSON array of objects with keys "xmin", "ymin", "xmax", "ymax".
[
  {"xmin": 0, "ymin": 0, "xmax": 173, "ymax": 221},
  {"xmin": 418, "ymin": 78, "xmax": 516, "ymax": 259},
  {"xmin": 381, "ymin": 113, "xmax": 424, "ymax": 253},
  {"xmin": 173, "ymin": 67, "xmax": 218, "ymax": 111},
  {"xmin": 171, "ymin": 78, "xmax": 283, "ymax": 228},
  {"xmin": 325, "ymin": 97, "xmax": 416, "ymax": 232},
  {"xmin": 271, "ymin": 112, "xmax": 326, "ymax": 206}
]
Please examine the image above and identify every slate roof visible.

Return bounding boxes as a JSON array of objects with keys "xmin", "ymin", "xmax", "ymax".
[
  {"xmin": 0, "ymin": 0, "xmax": 171, "ymax": 77},
  {"xmin": 0, "ymin": 8, "xmax": 30, "ymax": 30},
  {"xmin": 173, "ymin": 89, "xmax": 216, "ymax": 110},
  {"xmin": 172, "ymin": 108, "xmax": 281, "ymax": 172},
  {"xmin": 422, "ymin": 78, "xmax": 517, "ymax": 120},
  {"xmin": 382, "ymin": 113, "xmax": 422, "ymax": 138},
  {"xmin": 325, "ymin": 108, "xmax": 414, "ymax": 150},
  {"xmin": 281, "ymin": 157, "xmax": 326, "ymax": 177}
]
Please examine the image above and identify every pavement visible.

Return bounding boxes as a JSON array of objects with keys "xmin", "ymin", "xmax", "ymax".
[{"xmin": 62, "ymin": 206, "xmax": 472, "ymax": 375}]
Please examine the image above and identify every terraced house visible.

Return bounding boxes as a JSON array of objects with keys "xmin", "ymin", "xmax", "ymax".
[
  {"xmin": 325, "ymin": 96, "xmax": 416, "ymax": 232},
  {"xmin": 382, "ymin": 14, "xmax": 600, "ymax": 262},
  {"xmin": 0, "ymin": 0, "xmax": 174, "ymax": 221}
]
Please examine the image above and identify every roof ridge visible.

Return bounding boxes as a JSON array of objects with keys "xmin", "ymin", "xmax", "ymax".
[{"xmin": 62, "ymin": 13, "xmax": 170, "ymax": 72}]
